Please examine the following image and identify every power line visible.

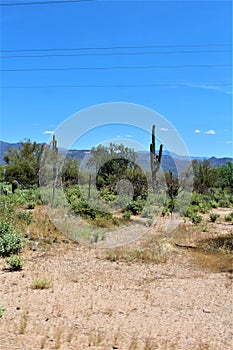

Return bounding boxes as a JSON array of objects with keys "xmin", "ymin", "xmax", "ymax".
[
  {"xmin": 0, "ymin": 0, "xmax": 95, "ymax": 6},
  {"xmin": 1, "ymin": 64, "xmax": 231, "ymax": 72},
  {"xmin": 1, "ymin": 49, "xmax": 231, "ymax": 59},
  {"xmin": 1, "ymin": 43, "xmax": 231, "ymax": 53},
  {"xmin": 2, "ymin": 83, "xmax": 231, "ymax": 89}
]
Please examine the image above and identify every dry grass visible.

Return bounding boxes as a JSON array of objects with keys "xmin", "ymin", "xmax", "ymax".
[
  {"xmin": 31, "ymin": 277, "xmax": 53, "ymax": 290},
  {"xmin": 19, "ymin": 312, "xmax": 28, "ymax": 334},
  {"xmin": 27, "ymin": 206, "xmax": 67, "ymax": 247},
  {"xmin": 190, "ymin": 233, "xmax": 233, "ymax": 273},
  {"xmin": 189, "ymin": 249, "xmax": 232, "ymax": 273},
  {"xmin": 101, "ymin": 235, "xmax": 175, "ymax": 264},
  {"xmin": 170, "ymin": 221, "xmax": 233, "ymax": 273}
]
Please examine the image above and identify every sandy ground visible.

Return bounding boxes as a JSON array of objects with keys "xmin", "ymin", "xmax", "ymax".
[{"xmin": 0, "ymin": 211, "xmax": 232, "ymax": 350}]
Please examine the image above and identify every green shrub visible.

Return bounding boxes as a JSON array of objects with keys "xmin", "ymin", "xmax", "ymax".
[
  {"xmin": 210, "ymin": 213, "xmax": 220, "ymax": 223},
  {"xmin": 5, "ymin": 254, "xmax": 25, "ymax": 271},
  {"xmin": 210, "ymin": 200, "xmax": 218, "ymax": 209},
  {"xmin": 126, "ymin": 198, "xmax": 144, "ymax": 215},
  {"xmin": 0, "ymin": 222, "xmax": 23, "ymax": 257},
  {"xmin": 162, "ymin": 206, "xmax": 170, "ymax": 217},
  {"xmin": 190, "ymin": 214, "xmax": 202, "ymax": 225},
  {"xmin": 191, "ymin": 192, "xmax": 202, "ymax": 206},
  {"xmin": 219, "ymin": 199, "xmax": 230, "ymax": 208},
  {"xmin": 185, "ymin": 205, "xmax": 199, "ymax": 218},
  {"xmin": 198, "ymin": 203, "xmax": 209, "ymax": 214},
  {"xmin": 225, "ymin": 212, "xmax": 233, "ymax": 222},
  {"xmin": 122, "ymin": 210, "xmax": 131, "ymax": 219},
  {"xmin": 72, "ymin": 199, "xmax": 96, "ymax": 219},
  {"xmin": 27, "ymin": 203, "xmax": 35, "ymax": 210},
  {"xmin": 16, "ymin": 210, "xmax": 33, "ymax": 225}
]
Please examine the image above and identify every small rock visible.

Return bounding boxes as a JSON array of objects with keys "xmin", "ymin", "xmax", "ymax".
[{"xmin": 203, "ymin": 309, "xmax": 211, "ymax": 313}]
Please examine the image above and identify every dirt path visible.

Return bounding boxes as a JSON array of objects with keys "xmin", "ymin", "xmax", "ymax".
[{"xmin": 0, "ymin": 212, "xmax": 232, "ymax": 350}]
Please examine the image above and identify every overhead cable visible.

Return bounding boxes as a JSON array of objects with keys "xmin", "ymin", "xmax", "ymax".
[
  {"xmin": 1, "ymin": 49, "xmax": 231, "ymax": 59},
  {"xmin": 0, "ymin": 0, "xmax": 95, "ymax": 6},
  {"xmin": 1, "ymin": 43, "xmax": 231, "ymax": 53},
  {"xmin": 1, "ymin": 64, "xmax": 231, "ymax": 72}
]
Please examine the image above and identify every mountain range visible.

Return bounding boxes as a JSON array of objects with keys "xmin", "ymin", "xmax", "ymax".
[{"xmin": 1, "ymin": 141, "xmax": 232, "ymax": 176}]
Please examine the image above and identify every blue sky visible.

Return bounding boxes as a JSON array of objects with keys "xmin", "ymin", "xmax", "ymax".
[{"xmin": 0, "ymin": 0, "xmax": 232, "ymax": 158}]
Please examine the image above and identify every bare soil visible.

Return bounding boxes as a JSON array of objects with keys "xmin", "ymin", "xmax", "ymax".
[{"xmin": 0, "ymin": 208, "xmax": 232, "ymax": 350}]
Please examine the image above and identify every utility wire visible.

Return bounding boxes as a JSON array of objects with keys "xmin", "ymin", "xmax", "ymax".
[
  {"xmin": 1, "ymin": 49, "xmax": 231, "ymax": 59},
  {"xmin": 1, "ymin": 43, "xmax": 231, "ymax": 52},
  {"xmin": 1, "ymin": 64, "xmax": 231, "ymax": 72},
  {"xmin": 0, "ymin": 0, "xmax": 95, "ymax": 6},
  {"xmin": 2, "ymin": 83, "xmax": 231, "ymax": 89},
  {"xmin": 1, "ymin": 83, "xmax": 232, "ymax": 90}
]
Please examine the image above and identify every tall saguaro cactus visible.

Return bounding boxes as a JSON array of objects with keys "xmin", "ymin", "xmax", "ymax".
[
  {"xmin": 51, "ymin": 135, "xmax": 58, "ymax": 208},
  {"xmin": 150, "ymin": 125, "xmax": 163, "ymax": 192}
]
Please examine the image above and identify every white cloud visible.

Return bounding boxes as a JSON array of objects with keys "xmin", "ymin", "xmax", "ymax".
[
  {"xmin": 160, "ymin": 127, "xmax": 169, "ymax": 132},
  {"xmin": 205, "ymin": 130, "xmax": 216, "ymax": 135},
  {"xmin": 226, "ymin": 140, "xmax": 233, "ymax": 144},
  {"xmin": 43, "ymin": 130, "xmax": 54, "ymax": 135},
  {"xmin": 194, "ymin": 129, "xmax": 202, "ymax": 133},
  {"xmin": 187, "ymin": 83, "xmax": 231, "ymax": 95},
  {"xmin": 126, "ymin": 134, "xmax": 133, "ymax": 138}
]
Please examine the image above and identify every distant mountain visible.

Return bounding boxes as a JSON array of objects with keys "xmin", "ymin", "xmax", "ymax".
[
  {"xmin": 0, "ymin": 141, "xmax": 232, "ymax": 175},
  {"xmin": 207, "ymin": 156, "xmax": 233, "ymax": 168},
  {"xmin": 0, "ymin": 141, "xmax": 21, "ymax": 164}
]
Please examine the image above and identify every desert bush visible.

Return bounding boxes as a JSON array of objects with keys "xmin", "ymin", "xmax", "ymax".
[
  {"xmin": 122, "ymin": 210, "xmax": 131, "ymax": 219},
  {"xmin": 209, "ymin": 213, "xmax": 220, "ymax": 223},
  {"xmin": 219, "ymin": 198, "xmax": 230, "ymax": 208},
  {"xmin": 64, "ymin": 184, "xmax": 81, "ymax": 202},
  {"xmin": 225, "ymin": 212, "xmax": 233, "ymax": 222},
  {"xmin": 190, "ymin": 214, "xmax": 202, "ymax": 225},
  {"xmin": 125, "ymin": 198, "xmax": 144, "ymax": 215},
  {"xmin": 0, "ymin": 221, "xmax": 23, "ymax": 257},
  {"xmin": 32, "ymin": 278, "xmax": 52, "ymax": 290},
  {"xmin": 141, "ymin": 204, "xmax": 160, "ymax": 219},
  {"xmin": 71, "ymin": 199, "xmax": 97, "ymax": 219},
  {"xmin": 198, "ymin": 203, "xmax": 209, "ymax": 214},
  {"xmin": 5, "ymin": 254, "xmax": 25, "ymax": 271},
  {"xmin": 191, "ymin": 192, "xmax": 203, "ymax": 206},
  {"xmin": 0, "ymin": 196, "xmax": 15, "ymax": 221},
  {"xmin": 161, "ymin": 206, "xmax": 170, "ymax": 217},
  {"xmin": 99, "ymin": 188, "xmax": 116, "ymax": 202},
  {"xmin": 16, "ymin": 210, "xmax": 33, "ymax": 225},
  {"xmin": 209, "ymin": 200, "xmax": 218, "ymax": 209}
]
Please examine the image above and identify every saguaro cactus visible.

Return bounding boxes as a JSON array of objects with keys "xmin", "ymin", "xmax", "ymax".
[{"xmin": 150, "ymin": 125, "xmax": 163, "ymax": 192}]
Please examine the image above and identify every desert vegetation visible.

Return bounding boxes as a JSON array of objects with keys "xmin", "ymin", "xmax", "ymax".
[{"xmin": 0, "ymin": 136, "xmax": 232, "ymax": 349}]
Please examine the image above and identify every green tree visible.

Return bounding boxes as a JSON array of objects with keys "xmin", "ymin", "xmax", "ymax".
[
  {"xmin": 192, "ymin": 159, "xmax": 217, "ymax": 193},
  {"xmin": 88, "ymin": 143, "xmax": 147, "ymax": 199},
  {"xmin": 217, "ymin": 162, "xmax": 233, "ymax": 191},
  {"xmin": 4, "ymin": 140, "xmax": 45, "ymax": 188},
  {"xmin": 87, "ymin": 143, "xmax": 136, "ymax": 172},
  {"xmin": 62, "ymin": 157, "xmax": 79, "ymax": 185}
]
